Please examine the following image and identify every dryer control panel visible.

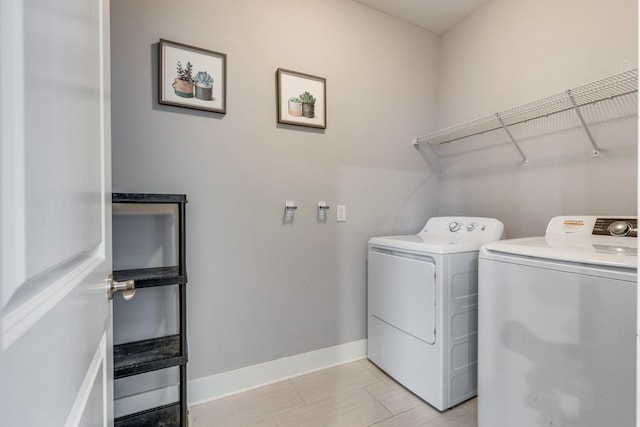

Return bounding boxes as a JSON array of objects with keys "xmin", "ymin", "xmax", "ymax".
[{"xmin": 419, "ymin": 216, "xmax": 505, "ymax": 240}]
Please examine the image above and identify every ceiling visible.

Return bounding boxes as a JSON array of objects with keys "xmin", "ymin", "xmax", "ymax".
[{"xmin": 353, "ymin": 0, "xmax": 489, "ymax": 34}]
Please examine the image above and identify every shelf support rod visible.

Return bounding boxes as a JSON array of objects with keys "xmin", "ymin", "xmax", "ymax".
[
  {"xmin": 567, "ymin": 90, "xmax": 600, "ymax": 157},
  {"xmin": 412, "ymin": 137, "xmax": 442, "ymax": 159},
  {"xmin": 496, "ymin": 113, "xmax": 528, "ymax": 165}
]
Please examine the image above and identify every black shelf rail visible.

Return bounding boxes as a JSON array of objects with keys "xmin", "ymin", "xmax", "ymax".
[
  {"xmin": 112, "ymin": 266, "xmax": 187, "ymax": 288},
  {"xmin": 114, "ymin": 334, "xmax": 187, "ymax": 378},
  {"xmin": 112, "ymin": 193, "xmax": 188, "ymax": 426},
  {"xmin": 114, "ymin": 402, "xmax": 181, "ymax": 427},
  {"xmin": 113, "ymin": 193, "xmax": 187, "ymax": 204}
]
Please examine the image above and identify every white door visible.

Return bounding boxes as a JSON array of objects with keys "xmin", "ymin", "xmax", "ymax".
[
  {"xmin": 368, "ymin": 248, "xmax": 436, "ymax": 344},
  {"xmin": 0, "ymin": 0, "xmax": 114, "ymax": 426}
]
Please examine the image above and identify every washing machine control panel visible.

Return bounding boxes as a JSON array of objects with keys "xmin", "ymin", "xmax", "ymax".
[
  {"xmin": 547, "ymin": 216, "xmax": 637, "ymax": 238},
  {"xmin": 593, "ymin": 217, "xmax": 637, "ymax": 237}
]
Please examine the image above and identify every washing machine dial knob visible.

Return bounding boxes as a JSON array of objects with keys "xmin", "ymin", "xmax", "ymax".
[
  {"xmin": 467, "ymin": 223, "xmax": 476, "ymax": 232},
  {"xmin": 449, "ymin": 222, "xmax": 462, "ymax": 232},
  {"xmin": 608, "ymin": 220, "xmax": 633, "ymax": 236}
]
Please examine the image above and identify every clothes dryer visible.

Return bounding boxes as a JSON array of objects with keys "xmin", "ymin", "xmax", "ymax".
[
  {"xmin": 367, "ymin": 216, "xmax": 505, "ymax": 410},
  {"xmin": 478, "ymin": 216, "xmax": 637, "ymax": 427}
]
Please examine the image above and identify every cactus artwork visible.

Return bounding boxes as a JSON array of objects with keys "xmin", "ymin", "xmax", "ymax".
[
  {"xmin": 176, "ymin": 61, "xmax": 194, "ymax": 83},
  {"xmin": 173, "ymin": 60, "xmax": 195, "ymax": 98},
  {"xmin": 299, "ymin": 91, "xmax": 316, "ymax": 118},
  {"xmin": 160, "ymin": 39, "xmax": 226, "ymax": 113},
  {"xmin": 299, "ymin": 91, "xmax": 316, "ymax": 105},
  {"xmin": 173, "ymin": 62, "xmax": 216, "ymax": 101},
  {"xmin": 276, "ymin": 68, "xmax": 325, "ymax": 128},
  {"xmin": 288, "ymin": 97, "xmax": 302, "ymax": 117},
  {"xmin": 194, "ymin": 71, "xmax": 214, "ymax": 101}
]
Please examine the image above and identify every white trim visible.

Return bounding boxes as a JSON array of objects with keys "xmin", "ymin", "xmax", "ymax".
[
  {"xmin": 0, "ymin": 0, "xmax": 27, "ymax": 309},
  {"xmin": 65, "ymin": 333, "xmax": 106, "ymax": 427},
  {"xmin": 2, "ymin": 251, "xmax": 104, "ymax": 350},
  {"xmin": 102, "ymin": 324, "xmax": 109, "ymax": 427},
  {"xmin": 99, "ymin": 0, "xmax": 112, "ymax": 422},
  {"xmin": 188, "ymin": 339, "xmax": 367, "ymax": 406},
  {"xmin": 99, "ymin": 0, "xmax": 106, "ymax": 260},
  {"xmin": 99, "ymin": 0, "xmax": 110, "ymax": 262}
]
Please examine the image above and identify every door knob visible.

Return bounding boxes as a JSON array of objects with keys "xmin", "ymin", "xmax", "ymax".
[{"xmin": 108, "ymin": 274, "xmax": 135, "ymax": 300}]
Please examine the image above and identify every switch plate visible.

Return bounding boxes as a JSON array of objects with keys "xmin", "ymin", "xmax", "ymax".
[{"xmin": 336, "ymin": 205, "xmax": 346, "ymax": 222}]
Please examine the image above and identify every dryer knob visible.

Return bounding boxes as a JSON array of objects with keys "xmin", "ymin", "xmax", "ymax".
[
  {"xmin": 449, "ymin": 222, "xmax": 462, "ymax": 232},
  {"xmin": 467, "ymin": 223, "xmax": 476, "ymax": 232},
  {"xmin": 608, "ymin": 221, "xmax": 632, "ymax": 236}
]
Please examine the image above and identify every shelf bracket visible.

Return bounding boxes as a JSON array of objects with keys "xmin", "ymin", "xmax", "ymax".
[
  {"xmin": 496, "ymin": 113, "xmax": 528, "ymax": 166},
  {"xmin": 567, "ymin": 90, "xmax": 600, "ymax": 157}
]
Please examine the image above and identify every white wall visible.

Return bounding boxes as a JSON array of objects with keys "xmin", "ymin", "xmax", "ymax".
[
  {"xmin": 110, "ymin": 0, "xmax": 439, "ymax": 388},
  {"xmin": 436, "ymin": 0, "xmax": 638, "ymax": 237}
]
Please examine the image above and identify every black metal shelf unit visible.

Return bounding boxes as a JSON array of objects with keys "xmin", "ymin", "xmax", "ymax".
[{"xmin": 112, "ymin": 193, "xmax": 188, "ymax": 427}]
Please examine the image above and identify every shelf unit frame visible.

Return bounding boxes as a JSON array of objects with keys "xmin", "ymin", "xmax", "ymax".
[
  {"xmin": 112, "ymin": 193, "xmax": 188, "ymax": 427},
  {"xmin": 413, "ymin": 69, "xmax": 638, "ymax": 165}
]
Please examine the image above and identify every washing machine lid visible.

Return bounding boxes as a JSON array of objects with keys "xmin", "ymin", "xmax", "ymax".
[
  {"xmin": 483, "ymin": 216, "xmax": 637, "ymax": 269},
  {"xmin": 368, "ymin": 216, "xmax": 505, "ymax": 254}
]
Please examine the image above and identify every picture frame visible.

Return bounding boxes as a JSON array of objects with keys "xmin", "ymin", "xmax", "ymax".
[
  {"xmin": 158, "ymin": 39, "xmax": 227, "ymax": 114},
  {"xmin": 277, "ymin": 68, "xmax": 326, "ymax": 129}
]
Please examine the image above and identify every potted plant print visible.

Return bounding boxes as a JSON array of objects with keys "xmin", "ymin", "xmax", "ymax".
[
  {"xmin": 288, "ymin": 97, "xmax": 302, "ymax": 116},
  {"xmin": 194, "ymin": 71, "xmax": 214, "ymax": 101},
  {"xmin": 300, "ymin": 91, "xmax": 316, "ymax": 118},
  {"xmin": 173, "ymin": 60, "xmax": 194, "ymax": 98}
]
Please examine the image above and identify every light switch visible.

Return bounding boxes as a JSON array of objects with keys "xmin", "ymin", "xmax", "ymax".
[{"xmin": 337, "ymin": 205, "xmax": 346, "ymax": 222}]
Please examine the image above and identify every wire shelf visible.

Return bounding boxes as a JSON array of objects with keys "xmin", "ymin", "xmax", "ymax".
[{"xmin": 414, "ymin": 69, "xmax": 638, "ymax": 164}]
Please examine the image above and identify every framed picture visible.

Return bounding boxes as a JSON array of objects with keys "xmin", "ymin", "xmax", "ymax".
[
  {"xmin": 158, "ymin": 39, "xmax": 227, "ymax": 114},
  {"xmin": 277, "ymin": 68, "xmax": 326, "ymax": 129}
]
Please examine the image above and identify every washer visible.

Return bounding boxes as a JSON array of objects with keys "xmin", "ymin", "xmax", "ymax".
[
  {"xmin": 478, "ymin": 216, "xmax": 637, "ymax": 427},
  {"xmin": 367, "ymin": 216, "xmax": 505, "ymax": 411}
]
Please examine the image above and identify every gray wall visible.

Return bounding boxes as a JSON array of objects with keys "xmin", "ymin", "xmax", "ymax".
[
  {"xmin": 111, "ymin": 0, "xmax": 638, "ymax": 390},
  {"xmin": 110, "ymin": 0, "xmax": 440, "ymax": 381},
  {"xmin": 436, "ymin": 0, "xmax": 638, "ymax": 237}
]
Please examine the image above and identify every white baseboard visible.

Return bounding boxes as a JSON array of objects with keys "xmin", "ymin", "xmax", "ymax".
[{"xmin": 188, "ymin": 339, "xmax": 367, "ymax": 406}]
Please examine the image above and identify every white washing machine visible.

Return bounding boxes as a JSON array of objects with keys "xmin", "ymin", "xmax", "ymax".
[
  {"xmin": 478, "ymin": 216, "xmax": 637, "ymax": 427},
  {"xmin": 367, "ymin": 216, "xmax": 505, "ymax": 411}
]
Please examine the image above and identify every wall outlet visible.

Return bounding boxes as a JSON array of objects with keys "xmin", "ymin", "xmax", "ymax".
[{"xmin": 336, "ymin": 205, "xmax": 346, "ymax": 222}]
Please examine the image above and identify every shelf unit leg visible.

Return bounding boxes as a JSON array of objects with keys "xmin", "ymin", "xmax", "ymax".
[
  {"xmin": 180, "ymin": 363, "xmax": 188, "ymax": 425},
  {"xmin": 178, "ymin": 198, "xmax": 188, "ymax": 426}
]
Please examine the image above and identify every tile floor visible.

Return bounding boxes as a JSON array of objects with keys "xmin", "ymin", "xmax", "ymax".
[{"xmin": 189, "ymin": 359, "xmax": 478, "ymax": 427}]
